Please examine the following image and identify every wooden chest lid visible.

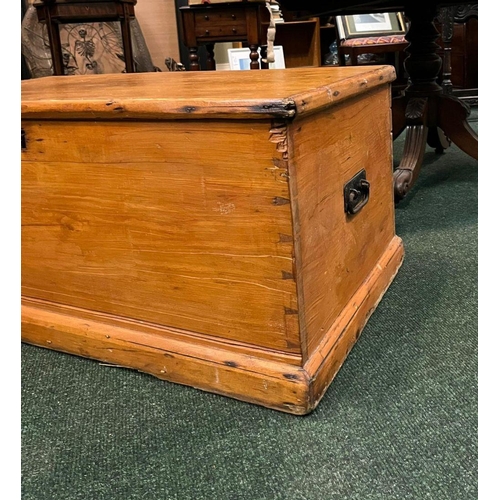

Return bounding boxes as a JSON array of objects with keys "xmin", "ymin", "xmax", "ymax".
[{"xmin": 21, "ymin": 66, "xmax": 395, "ymax": 120}]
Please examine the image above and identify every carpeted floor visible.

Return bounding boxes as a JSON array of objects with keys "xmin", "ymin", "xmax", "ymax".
[{"xmin": 21, "ymin": 107, "xmax": 478, "ymax": 500}]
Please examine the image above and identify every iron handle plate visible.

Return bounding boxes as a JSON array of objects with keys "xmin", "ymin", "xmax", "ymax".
[{"xmin": 344, "ymin": 169, "xmax": 370, "ymax": 215}]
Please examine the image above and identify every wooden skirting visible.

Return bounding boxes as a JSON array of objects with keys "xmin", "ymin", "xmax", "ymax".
[{"xmin": 22, "ymin": 236, "xmax": 403, "ymax": 415}]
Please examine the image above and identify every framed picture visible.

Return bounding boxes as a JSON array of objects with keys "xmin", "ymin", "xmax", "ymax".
[
  {"xmin": 336, "ymin": 12, "xmax": 406, "ymax": 40},
  {"xmin": 227, "ymin": 46, "xmax": 286, "ymax": 70}
]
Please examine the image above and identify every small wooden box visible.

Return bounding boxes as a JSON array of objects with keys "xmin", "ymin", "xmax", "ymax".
[{"xmin": 21, "ymin": 67, "xmax": 404, "ymax": 414}]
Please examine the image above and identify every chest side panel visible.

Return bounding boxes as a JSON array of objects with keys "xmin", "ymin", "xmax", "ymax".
[
  {"xmin": 287, "ymin": 86, "xmax": 396, "ymax": 357},
  {"xmin": 21, "ymin": 119, "xmax": 300, "ymax": 353}
]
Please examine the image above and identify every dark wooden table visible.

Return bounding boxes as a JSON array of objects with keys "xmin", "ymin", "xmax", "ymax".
[{"xmin": 279, "ymin": 0, "xmax": 478, "ymax": 202}]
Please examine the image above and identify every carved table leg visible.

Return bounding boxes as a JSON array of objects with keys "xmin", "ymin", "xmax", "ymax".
[
  {"xmin": 393, "ymin": 98, "xmax": 429, "ymax": 201},
  {"xmin": 206, "ymin": 43, "xmax": 216, "ymax": 70},
  {"xmin": 437, "ymin": 95, "xmax": 478, "ymax": 159},
  {"xmin": 392, "ymin": 4, "xmax": 478, "ymax": 202},
  {"xmin": 189, "ymin": 47, "xmax": 200, "ymax": 71}
]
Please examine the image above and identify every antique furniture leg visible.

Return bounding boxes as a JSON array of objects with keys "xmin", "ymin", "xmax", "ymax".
[
  {"xmin": 205, "ymin": 43, "xmax": 216, "ymax": 70},
  {"xmin": 35, "ymin": 2, "xmax": 65, "ymax": 75},
  {"xmin": 437, "ymin": 95, "xmax": 478, "ymax": 158},
  {"xmin": 393, "ymin": 97, "xmax": 429, "ymax": 199},
  {"xmin": 260, "ymin": 45, "xmax": 269, "ymax": 69},
  {"xmin": 189, "ymin": 47, "xmax": 200, "ymax": 71},
  {"xmin": 392, "ymin": 4, "xmax": 478, "ymax": 202},
  {"xmin": 249, "ymin": 44, "xmax": 260, "ymax": 69},
  {"xmin": 246, "ymin": 4, "xmax": 262, "ymax": 70},
  {"xmin": 118, "ymin": 5, "xmax": 135, "ymax": 72}
]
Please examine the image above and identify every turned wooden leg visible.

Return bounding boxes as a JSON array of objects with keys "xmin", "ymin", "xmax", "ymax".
[
  {"xmin": 350, "ymin": 49, "xmax": 359, "ymax": 66},
  {"xmin": 437, "ymin": 95, "xmax": 478, "ymax": 160},
  {"xmin": 338, "ymin": 49, "xmax": 347, "ymax": 66},
  {"xmin": 206, "ymin": 43, "xmax": 216, "ymax": 71},
  {"xmin": 249, "ymin": 44, "xmax": 260, "ymax": 70},
  {"xmin": 189, "ymin": 47, "xmax": 200, "ymax": 71},
  {"xmin": 260, "ymin": 45, "xmax": 269, "ymax": 69}
]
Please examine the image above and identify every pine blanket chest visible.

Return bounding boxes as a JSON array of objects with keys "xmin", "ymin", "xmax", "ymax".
[{"xmin": 21, "ymin": 67, "xmax": 404, "ymax": 414}]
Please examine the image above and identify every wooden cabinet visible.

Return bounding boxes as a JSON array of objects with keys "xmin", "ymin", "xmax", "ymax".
[
  {"xmin": 448, "ymin": 18, "xmax": 478, "ymax": 91},
  {"xmin": 436, "ymin": 5, "xmax": 478, "ymax": 103}
]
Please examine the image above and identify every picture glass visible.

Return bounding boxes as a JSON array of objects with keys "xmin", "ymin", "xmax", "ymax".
[
  {"xmin": 352, "ymin": 13, "xmax": 393, "ymax": 32},
  {"xmin": 339, "ymin": 12, "xmax": 406, "ymax": 39}
]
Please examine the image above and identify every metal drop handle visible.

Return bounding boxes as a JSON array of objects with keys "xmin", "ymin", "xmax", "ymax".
[{"xmin": 344, "ymin": 169, "xmax": 370, "ymax": 215}]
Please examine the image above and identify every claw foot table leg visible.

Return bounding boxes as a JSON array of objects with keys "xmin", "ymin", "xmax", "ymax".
[
  {"xmin": 393, "ymin": 124, "xmax": 429, "ymax": 202},
  {"xmin": 438, "ymin": 95, "xmax": 478, "ymax": 160}
]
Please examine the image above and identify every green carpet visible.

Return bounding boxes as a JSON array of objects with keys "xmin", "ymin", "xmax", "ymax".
[{"xmin": 21, "ymin": 108, "xmax": 478, "ymax": 500}]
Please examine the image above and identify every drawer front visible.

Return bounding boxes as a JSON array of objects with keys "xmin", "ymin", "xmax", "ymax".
[{"xmin": 194, "ymin": 11, "xmax": 247, "ymax": 37}]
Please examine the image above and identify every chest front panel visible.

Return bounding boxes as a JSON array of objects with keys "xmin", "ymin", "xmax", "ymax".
[{"xmin": 21, "ymin": 118, "xmax": 300, "ymax": 353}]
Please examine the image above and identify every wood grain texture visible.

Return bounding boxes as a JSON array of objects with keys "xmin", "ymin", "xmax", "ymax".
[
  {"xmin": 287, "ymin": 86, "xmax": 396, "ymax": 358},
  {"xmin": 21, "ymin": 298, "xmax": 309, "ymax": 414},
  {"xmin": 21, "ymin": 67, "xmax": 402, "ymax": 413},
  {"xmin": 21, "ymin": 235, "xmax": 403, "ymax": 414},
  {"xmin": 305, "ymin": 236, "xmax": 404, "ymax": 407},
  {"xmin": 22, "ymin": 119, "xmax": 300, "ymax": 353},
  {"xmin": 21, "ymin": 66, "xmax": 396, "ymax": 120},
  {"xmin": 274, "ymin": 19, "xmax": 321, "ymax": 68}
]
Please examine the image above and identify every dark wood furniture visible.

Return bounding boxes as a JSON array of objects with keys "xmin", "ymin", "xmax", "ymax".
[
  {"xmin": 179, "ymin": 1, "xmax": 269, "ymax": 70},
  {"xmin": 437, "ymin": 4, "xmax": 478, "ymax": 105},
  {"xmin": 179, "ymin": 2, "xmax": 322, "ymax": 70},
  {"xmin": 279, "ymin": 0, "xmax": 478, "ymax": 202},
  {"xmin": 33, "ymin": 0, "xmax": 137, "ymax": 75}
]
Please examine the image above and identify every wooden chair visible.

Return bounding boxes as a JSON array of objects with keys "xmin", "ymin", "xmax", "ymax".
[{"xmin": 32, "ymin": 0, "xmax": 138, "ymax": 75}]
